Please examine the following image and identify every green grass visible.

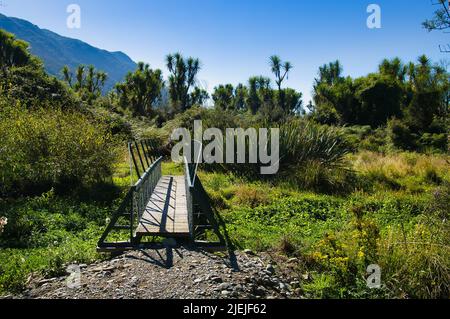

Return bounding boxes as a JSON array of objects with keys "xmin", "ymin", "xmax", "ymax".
[
  {"xmin": 198, "ymin": 152, "xmax": 449, "ymax": 299},
  {"xmin": 1, "ymin": 152, "xmax": 448, "ymax": 298},
  {"xmin": 0, "ymin": 193, "xmax": 115, "ymax": 293},
  {"xmin": 0, "ymin": 154, "xmax": 134, "ymax": 295}
]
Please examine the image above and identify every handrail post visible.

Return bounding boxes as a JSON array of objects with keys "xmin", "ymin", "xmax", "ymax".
[
  {"xmin": 130, "ymin": 143, "xmax": 141, "ymax": 178},
  {"xmin": 140, "ymin": 141, "xmax": 150, "ymax": 167},
  {"xmin": 134, "ymin": 141, "xmax": 147, "ymax": 173},
  {"xmin": 130, "ymin": 185, "xmax": 135, "ymax": 243}
]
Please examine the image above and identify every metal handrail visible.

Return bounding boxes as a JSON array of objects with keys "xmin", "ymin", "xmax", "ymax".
[
  {"xmin": 184, "ymin": 140, "xmax": 203, "ymax": 188},
  {"xmin": 133, "ymin": 156, "xmax": 163, "ymax": 226},
  {"xmin": 97, "ymin": 141, "xmax": 163, "ymax": 249}
]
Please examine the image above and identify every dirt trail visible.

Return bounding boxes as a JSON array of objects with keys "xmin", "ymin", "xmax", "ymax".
[{"xmin": 11, "ymin": 248, "xmax": 303, "ymax": 299}]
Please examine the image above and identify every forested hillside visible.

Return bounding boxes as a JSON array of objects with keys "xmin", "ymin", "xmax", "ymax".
[{"xmin": 0, "ymin": 14, "xmax": 136, "ymax": 92}]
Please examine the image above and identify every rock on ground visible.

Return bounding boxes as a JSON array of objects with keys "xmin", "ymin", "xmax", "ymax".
[{"xmin": 11, "ymin": 248, "xmax": 302, "ymax": 300}]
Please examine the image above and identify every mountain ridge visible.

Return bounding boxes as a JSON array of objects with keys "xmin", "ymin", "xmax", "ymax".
[{"xmin": 0, "ymin": 13, "xmax": 136, "ymax": 92}]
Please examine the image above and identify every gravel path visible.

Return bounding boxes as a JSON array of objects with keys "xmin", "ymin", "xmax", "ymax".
[{"xmin": 11, "ymin": 248, "xmax": 303, "ymax": 299}]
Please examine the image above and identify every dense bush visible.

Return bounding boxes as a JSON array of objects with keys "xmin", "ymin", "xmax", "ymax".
[
  {"xmin": 0, "ymin": 101, "xmax": 119, "ymax": 196},
  {"xmin": 388, "ymin": 118, "xmax": 418, "ymax": 151},
  {"xmin": 0, "ymin": 66, "xmax": 78, "ymax": 110},
  {"xmin": 419, "ymin": 133, "xmax": 448, "ymax": 152},
  {"xmin": 339, "ymin": 126, "xmax": 389, "ymax": 153}
]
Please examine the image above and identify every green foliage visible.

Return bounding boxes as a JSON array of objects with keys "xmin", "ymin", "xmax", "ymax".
[
  {"xmin": 0, "ymin": 190, "xmax": 117, "ymax": 293},
  {"xmin": 419, "ymin": 133, "xmax": 448, "ymax": 152},
  {"xmin": 339, "ymin": 125, "xmax": 389, "ymax": 153},
  {"xmin": 88, "ymin": 105, "xmax": 133, "ymax": 139},
  {"xmin": 219, "ymin": 180, "xmax": 449, "ymax": 299},
  {"xmin": 314, "ymin": 73, "xmax": 404, "ymax": 128},
  {"xmin": 378, "ymin": 57, "xmax": 407, "ymax": 82},
  {"xmin": 277, "ymin": 120, "xmax": 353, "ymax": 193},
  {"xmin": 423, "ymin": 0, "xmax": 450, "ymax": 32},
  {"xmin": 354, "ymin": 74, "xmax": 403, "ymax": 127},
  {"xmin": 62, "ymin": 65, "xmax": 107, "ymax": 103},
  {"xmin": 166, "ymin": 53, "xmax": 202, "ymax": 112},
  {"xmin": 0, "ymin": 30, "xmax": 77, "ymax": 110},
  {"xmin": 0, "ymin": 65, "xmax": 77, "ymax": 109},
  {"xmin": 0, "ymin": 29, "xmax": 39, "ymax": 73},
  {"xmin": 388, "ymin": 117, "xmax": 448, "ymax": 153},
  {"xmin": 0, "ymin": 102, "xmax": 119, "ymax": 196},
  {"xmin": 213, "ymin": 84, "xmax": 235, "ymax": 111},
  {"xmin": 209, "ymin": 56, "xmax": 301, "ymax": 118},
  {"xmin": 115, "ymin": 62, "xmax": 164, "ymax": 116},
  {"xmin": 388, "ymin": 118, "xmax": 417, "ymax": 150},
  {"xmin": 311, "ymin": 56, "xmax": 449, "ymax": 151}
]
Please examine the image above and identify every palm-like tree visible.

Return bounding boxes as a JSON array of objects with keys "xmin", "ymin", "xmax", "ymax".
[
  {"xmin": 269, "ymin": 55, "xmax": 293, "ymax": 113},
  {"xmin": 379, "ymin": 58, "xmax": 407, "ymax": 82},
  {"xmin": 61, "ymin": 65, "xmax": 108, "ymax": 101},
  {"xmin": 116, "ymin": 62, "xmax": 164, "ymax": 116},
  {"xmin": 166, "ymin": 53, "xmax": 201, "ymax": 111},
  {"xmin": 269, "ymin": 55, "xmax": 293, "ymax": 91},
  {"xmin": 316, "ymin": 60, "xmax": 343, "ymax": 86}
]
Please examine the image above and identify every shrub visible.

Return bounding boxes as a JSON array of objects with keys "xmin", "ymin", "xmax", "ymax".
[
  {"xmin": 89, "ymin": 106, "xmax": 133, "ymax": 139},
  {"xmin": 293, "ymin": 159, "xmax": 356, "ymax": 194},
  {"xmin": 418, "ymin": 133, "xmax": 448, "ymax": 152},
  {"xmin": 207, "ymin": 190, "xmax": 230, "ymax": 210},
  {"xmin": 423, "ymin": 167, "xmax": 442, "ymax": 185},
  {"xmin": 0, "ymin": 66, "xmax": 78, "ymax": 110},
  {"xmin": 278, "ymin": 234, "xmax": 298, "ymax": 256},
  {"xmin": 0, "ymin": 103, "xmax": 119, "ymax": 196},
  {"xmin": 388, "ymin": 118, "xmax": 417, "ymax": 151}
]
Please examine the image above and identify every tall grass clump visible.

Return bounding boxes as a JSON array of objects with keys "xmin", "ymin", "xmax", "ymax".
[
  {"xmin": 353, "ymin": 151, "xmax": 449, "ymax": 192},
  {"xmin": 0, "ymin": 102, "xmax": 119, "ymax": 196},
  {"xmin": 278, "ymin": 119, "xmax": 354, "ymax": 193}
]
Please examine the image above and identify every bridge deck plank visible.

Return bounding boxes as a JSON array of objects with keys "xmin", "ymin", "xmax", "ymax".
[{"xmin": 135, "ymin": 175, "xmax": 190, "ymax": 237}]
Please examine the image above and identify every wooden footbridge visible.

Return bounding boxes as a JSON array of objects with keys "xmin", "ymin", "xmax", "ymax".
[{"xmin": 97, "ymin": 140, "xmax": 226, "ymax": 252}]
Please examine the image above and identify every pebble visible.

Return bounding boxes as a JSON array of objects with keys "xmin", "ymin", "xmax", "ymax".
[
  {"xmin": 210, "ymin": 276, "xmax": 223, "ymax": 283},
  {"xmin": 244, "ymin": 249, "xmax": 255, "ymax": 255},
  {"xmin": 13, "ymin": 248, "xmax": 300, "ymax": 300},
  {"xmin": 218, "ymin": 283, "xmax": 231, "ymax": 290},
  {"xmin": 265, "ymin": 264, "xmax": 275, "ymax": 274},
  {"xmin": 255, "ymin": 286, "xmax": 267, "ymax": 296},
  {"xmin": 279, "ymin": 283, "xmax": 287, "ymax": 291}
]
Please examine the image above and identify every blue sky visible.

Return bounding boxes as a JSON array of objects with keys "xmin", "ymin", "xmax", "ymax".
[{"xmin": 0, "ymin": 0, "xmax": 447, "ymax": 103}]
